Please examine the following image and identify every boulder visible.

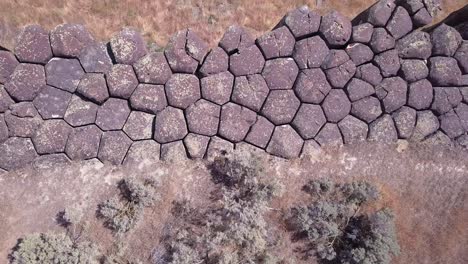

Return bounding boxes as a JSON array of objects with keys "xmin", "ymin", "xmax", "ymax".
[{"xmin": 110, "ymin": 27, "xmax": 147, "ymax": 64}]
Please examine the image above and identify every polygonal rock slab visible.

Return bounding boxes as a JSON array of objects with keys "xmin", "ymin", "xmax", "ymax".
[
  {"xmin": 123, "ymin": 140, "xmax": 160, "ymax": 165},
  {"xmin": 352, "ymin": 23, "xmax": 374, "ymax": 43},
  {"xmin": 262, "ymin": 58, "xmax": 298, "ymax": 90},
  {"xmin": 0, "ymin": 114, "xmax": 8, "ymax": 143},
  {"xmin": 266, "ymin": 125, "xmax": 303, "ymax": 159},
  {"xmin": 50, "ymin": 24, "xmax": 94, "ymax": 57},
  {"xmin": 133, "ymin": 52, "xmax": 172, "ymax": 84},
  {"xmin": 386, "ymin": 6, "xmax": 413, "ymax": 40},
  {"xmin": 365, "ymin": 0, "xmax": 396, "ymax": 26},
  {"xmin": 206, "ymin": 136, "xmax": 234, "ymax": 160},
  {"xmin": 183, "ymin": 133, "xmax": 210, "ymax": 159},
  {"xmin": 454, "ymin": 41, "xmax": 468, "ymax": 74},
  {"xmin": 369, "ymin": 28, "xmax": 395, "ymax": 53},
  {"xmin": 15, "ymin": 25, "xmax": 52, "ymax": 64},
  {"xmin": 319, "ymin": 11, "xmax": 351, "ymax": 47},
  {"xmin": 439, "ymin": 110, "xmax": 464, "ymax": 139},
  {"xmin": 292, "ymin": 104, "xmax": 326, "ymax": 139},
  {"xmin": 431, "ymin": 24, "xmax": 462, "ymax": 57},
  {"xmin": 0, "ymin": 51, "xmax": 19, "ymax": 84},
  {"xmin": 411, "ymin": 110, "xmax": 439, "ymax": 141},
  {"xmin": 232, "ymin": 74, "xmax": 269, "ymax": 111},
  {"xmin": 76, "ymin": 73, "xmax": 109, "ymax": 104},
  {"xmin": 96, "ymin": 98, "xmax": 131, "ymax": 130},
  {"xmin": 107, "ymin": 64, "xmax": 138, "ymax": 99},
  {"xmin": 413, "ymin": 8, "xmax": 433, "ymax": 28},
  {"xmin": 455, "ymin": 103, "xmax": 468, "ymax": 132},
  {"xmin": 33, "ymin": 153, "xmax": 71, "ymax": 170},
  {"xmin": 33, "ymin": 85, "xmax": 72, "ymax": 119},
  {"xmin": 428, "ymin": 57, "xmax": 462, "ymax": 87},
  {"xmin": 293, "ymin": 36, "xmax": 329, "ymax": 69},
  {"xmin": 294, "ymin": 68, "xmax": 331, "ymax": 104},
  {"xmin": 78, "ymin": 42, "xmax": 113, "ymax": 74},
  {"xmin": 351, "ymin": 96, "xmax": 383, "ymax": 123},
  {"xmin": 345, "ymin": 43, "xmax": 373, "ymax": 66},
  {"xmin": 186, "ymin": 99, "xmax": 220, "ymax": 136},
  {"xmin": 64, "ymin": 95, "xmax": 98, "ymax": 127},
  {"xmin": 338, "ymin": 115, "xmax": 368, "ymax": 144},
  {"xmin": 401, "ymin": 0, "xmax": 424, "ymax": 14},
  {"xmin": 373, "ymin": 49, "xmax": 400, "ymax": 77},
  {"xmin": 0, "ymin": 137, "xmax": 38, "ymax": 171},
  {"xmin": 315, "ymin": 123, "xmax": 343, "ymax": 146},
  {"xmin": 165, "ymin": 74, "xmax": 200, "ymax": 109},
  {"xmin": 368, "ymin": 114, "xmax": 398, "ymax": 142},
  {"xmin": 199, "ymin": 47, "xmax": 228, "ymax": 77},
  {"xmin": 399, "ymin": 59, "xmax": 428, "ymax": 82},
  {"xmin": 32, "ymin": 119, "xmax": 72, "ymax": 154},
  {"xmin": 245, "ymin": 116, "xmax": 274, "ymax": 148},
  {"xmin": 407, "ymin": 79, "xmax": 433, "ymax": 110},
  {"xmin": 396, "ymin": 31, "xmax": 432, "ymax": 59},
  {"xmin": 65, "ymin": 125, "xmax": 102, "ymax": 160},
  {"xmin": 229, "ymin": 45, "xmax": 265, "ymax": 76},
  {"xmin": 160, "ymin": 141, "xmax": 188, "ymax": 162},
  {"xmin": 110, "ymin": 27, "xmax": 147, "ymax": 65},
  {"xmin": 123, "ymin": 111, "xmax": 154, "ymax": 140},
  {"xmin": 325, "ymin": 60, "xmax": 356, "ymax": 88},
  {"xmin": 261, "ymin": 90, "xmax": 300, "ymax": 125},
  {"xmin": 153, "ymin": 106, "xmax": 187, "ymax": 143},
  {"xmin": 256, "ymin": 26, "xmax": 295, "ymax": 59},
  {"xmin": 375, "ymin": 77, "xmax": 407, "ymax": 113},
  {"xmin": 219, "ymin": 102, "xmax": 256, "ymax": 142},
  {"xmin": 5, "ymin": 63, "xmax": 46, "ymax": 101},
  {"xmin": 45, "ymin": 58, "xmax": 84, "ymax": 93},
  {"xmin": 431, "ymin": 87, "xmax": 462, "ymax": 115},
  {"xmin": 98, "ymin": 131, "xmax": 132, "ymax": 165},
  {"xmin": 355, "ymin": 63, "xmax": 383, "ymax": 86},
  {"xmin": 282, "ymin": 6, "xmax": 321, "ymax": 38},
  {"xmin": 165, "ymin": 29, "xmax": 208, "ymax": 73},
  {"xmin": 346, "ymin": 78, "xmax": 375, "ymax": 102},
  {"xmin": 0, "ymin": 86, "xmax": 14, "ymax": 113},
  {"xmin": 200, "ymin": 71, "xmax": 233, "ymax": 105},
  {"xmin": 130, "ymin": 84, "xmax": 167, "ymax": 114},
  {"xmin": 219, "ymin": 25, "xmax": 255, "ymax": 54},
  {"xmin": 391, "ymin": 106, "xmax": 416, "ymax": 139},
  {"xmin": 321, "ymin": 50, "xmax": 349, "ymax": 70},
  {"xmin": 322, "ymin": 89, "xmax": 351, "ymax": 122}
]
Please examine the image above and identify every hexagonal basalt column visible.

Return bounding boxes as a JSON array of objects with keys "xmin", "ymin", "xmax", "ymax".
[
  {"xmin": 199, "ymin": 47, "xmax": 228, "ymax": 77},
  {"xmin": 33, "ymin": 85, "xmax": 72, "ymax": 119},
  {"xmin": 64, "ymin": 95, "xmax": 99, "ymax": 127},
  {"xmin": 165, "ymin": 74, "xmax": 201, "ymax": 109},
  {"xmin": 386, "ymin": 6, "xmax": 413, "ymax": 40},
  {"xmin": 374, "ymin": 49, "xmax": 400, "ymax": 77},
  {"xmin": 266, "ymin": 125, "xmax": 303, "ymax": 159},
  {"xmin": 219, "ymin": 25, "xmax": 255, "ymax": 54},
  {"xmin": 324, "ymin": 60, "xmax": 356, "ymax": 88},
  {"xmin": 351, "ymin": 96, "xmax": 383, "ymax": 123},
  {"xmin": 229, "ymin": 45, "xmax": 265, "ymax": 76},
  {"xmin": 76, "ymin": 73, "xmax": 109, "ymax": 104},
  {"xmin": 338, "ymin": 115, "xmax": 369, "ymax": 144},
  {"xmin": 200, "ymin": 71, "xmax": 234, "ymax": 105},
  {"xmin": 153, "ymin": 106, "xmax": 188, "ymax": 143},
  {"xmin": 232, "ymin": 74, "xmax": 269, "ymax": 111},
  {"xmin": 32, "ymin": 120, "xmax": 72, "ymax": 154},
  {"xmin": 428, "ymin": 57, "xmax": 462, "ymax": 87},
  {"xmin": 407, "ymin": 79, "xmax": 433, "ymax": 110},
  {"xmin": 291, "ymin": 104, "xmax": 326, "ymax": 139},
  {"xmin": 78, "ymin": 42, "xmax": 113, "ymax": 74},
  {"xmin": 368, "ymin": 114, "xmax": 398, "ymax": 142},
  {"xmin": 123, "ymin": 111, "xmax": 154, "ymax": 141},
  {"xmin": 183, "ymin": 133, "xmax": 210, "ymax": 159},
  {"xmin": 346, "ymin": 78, "xmax": 375, "ymax": 102},
  {"xmin": 392, "ymin": 106, "xmax": 416, "ymax": 139},
  {"xmin": 411, "ymin": 110, "xmax": 439, "ymax": 141},
  {"xmin": 15, "ymin": 25, "xmax": 52, "ymax": 64},
  {"xmin": 431, "ymin": 24, "xmax": 462, "ymax": 57},
  {"xmin": 98, "ymin": 131, "xmax": 133, "ymax": 165},
  {"xmin": 322, "ymin": 89, "xmax": 351, "ymax": 123},
  {"xmin": 375, "ymin": 77, "xmax": 407, "ymax": 113},
  {"xmin": 50, "ymin": 24, "xmax": 95, "ymax": 58},
  {"xmin": 219, "ymin": 102, "xmax": 256, "ymax": 142},
  {"xmin": 5, "ymin": 63, "xmax": 46, "ymax": 101},
  {"xmin": 0, "ymin": 137, "xmax": 38, "ymax": 171},
  {"xmin": 45, "ymin": 58, "xmax": 84, "ymax": 93},
  {"xmin": 370, "ymin": 28, "xmax": 395, "ymax": 54},
  {"xmin": 281, "ymin": 6, "xmax": 321, "ymax": 39},
  {"xmin": 245, "ymin": 116, "xmax": 274, "ymax": 149},
  {"xmin": 130, "ymin": 84, "xmax": 167, "ymax": 114},
  {"xmin": 4, "ymin": 103, "xmax": 43, "ymax": 137},
  {"xmin": 165, "ymin": 29, "xmax": 208, "ymax": 74},
  {"xmin": 396, "ymin": 31, "xmax": 432, "ymax": 59},
  {"xmin": 262, "ymin": 58, "xmax": 298, "ymax": 90},
  {"xmin": 293, "ymin": 36, "xmax": 329, "ymax": 69},
  {"xmin": 65, "ymin": 125, "xmax": 102, "ymax": 160},
  {"xmin": 107, "ymin": 64, "xmax": 139, "ymax": 99},
  {"xmin": 0, "ymin": 51, "xmax": 19, "ymax": 84},
  {"xmin": 96, "ymin": 98, "xmax": 131, "ymax": 131},
  {"xmin": 133, "ymin": 52, "xmax": 172, "ymax": 84},
  {"xmin": 399, "ymin": 59, "xmax": 428, "ymax": 82},
  {"xmin": 294, "ymin": 68, "xmax": 331, "ymax": 104},
  {"xmin": 185, "ymin": 99, "xmax": 220, "ymax": 136},
  {"xmin": 319, "ymin": 11, "xmax": 352, "ymax": 47},
  {"xmin": 0, "ymin": 86, "xmax": 14, "ymax": 113},
  {"xmin": 315, "ymin": 123, "xmax": 343, "ymax": 146},
  {"xmin": 256, "ymin": 26, "xmax": 295, "ymax": 59},
  {"xmin": 261, "ymin": 90, "xmax": 300, "ymax": 125},
  {"xmin": 110, "ymin": 27, "xmax": 147, "ymax": 65}
]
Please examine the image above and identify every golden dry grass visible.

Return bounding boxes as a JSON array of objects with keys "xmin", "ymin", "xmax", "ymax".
[{"xmin": 0, "ymin": 0, "xmax": 465, "ymax": 50}]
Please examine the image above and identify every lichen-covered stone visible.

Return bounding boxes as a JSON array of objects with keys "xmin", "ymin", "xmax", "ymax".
[
  {"xmin": 4, "ymin": 103, "xmax": 42, "ymax": 138},
  {"xmin": 33, "ymin": 85, "xmax": 72, "ymax": 119},
  {"xmin": 0, "ymin": 86, "xmax": 14, "ymax": 113},
  {"xmin": 153, "ymin": 106, "xmax": 187, "ymax": 143},
  {"xmin": 352, "ymin": 23, "xmax": 374, "ymax": 43},
  {"xmin": 182, "ymin": 133, "xmax": 209, "ymax": 159},
  {"xmin": 345, "ymin": 43, "xmax": 373, "ymax": 66},
  {"xmin": 431, "ymin": 87, "xmax": 462, "ymax": 115},
  {"xmin": 98, "ymin": 131, "xmax": 132, "ymax": 165},
  {"xmin": 0, "ymin": 114, "xmax": 8, "ymax": 143},
  {"xmin": 315, "ymin": 123, "xmax": 343, "ymax": 146},
  {"xmin": 219, "ymin": 102, "xmax": 256, "ymax": 142},
  {"xmin": 369, "ymin": 28, "xmax": 395, "ymax": 53},
  {"xmin": 110, "ymin": 27, "xmax": 147, "ymax": 65},
  {"xmin": 292, "ymin": 104, "xmax": 326, "ymax": 139},
  {"xmin": 0, "ymin": 51, "xmax": 19, "ymax": 84},
  {"xmin": 391, "ymin": 106, "xmax": 416, "ymax": 139},
  {"xmin": 375, "ymin": 77, "xmax": 407, "ymax": 113},
  {"xmin": 368, "ymin": 114, "xmax": 398, "ymax": 142},
  {"xmin": 321, "ymin": 49, "xmax": 349, "ymax": 70},
  {"xmin": 322, "ymin": 89, "xmax": 351, "ymax": 122},
  {"xmin": 65, "ymin": 125, "xmax": 102, "ymax": 160},
  {"xmin": 439, "ymin": 110, "xmax": 464, "ymax": 139},
  {"xmin": 45, "ymin": 58, "xmax": 84, "ymax": 93},
  {"xmin": 200, "ymin": 71, "xmax": 233, "ymax": 105},
  {"xmin": 64, "ymin": 95, "xmax": 98, "ymax": 127},
  {"xmin": 160, "ymin": 141, "xmax": 188, "ymax": 162},
  {"xmin": 351, "ymin": 96, "xmax": 383, "ymax": 123},
  {"xmin": 266, "ymin": 125, "xmax": 303, "ymax": 159},
  {"xmin": 386, "ymin": 6, "xmax": 413, "ymax": 40},
  {"xmin": 0, "ymin": 137, "xmax": 38, "ymax": 171},
  {"xmin": 454, "ymin": 41, "xmax": 468, "ymax": 74},
  {"xmin": 455, "ymin": 103, "xmax": 468, "ymax": 132},
  {"xmin": 401, "ymin": 0, "xmax": 424, "ymax": 14},
  {"xmin": 257, "ymin": 26, "xmax": 295, "ymax": 59},
  {"xmin": 96, "ymin": 98, "xmax": 130, "ymax": 130},
  {"xmin": 374, "ymin": 49, "xmax": 400, "ymax": 77},
  {"xmin": 32, "ymin": 153, "xmax": 71, "ymax": 170},
  {"xmin": 206, "ymin": 136, "xmax": 234, "ymax": 160},
  {"xmin": 123, "ymin": 111, "xmax": 154, "ymax": 140},
  {"xmin": 219, "ymin": 25, "xmax": 255, "ymax": 54},
  {"xmin": 76, "ymin": 73, "xmax": 109, "ymax": 104},
  {"xmin": 262, "ymin": 58, "xmax": 298, "ymax": 90},
  {"xmin": 365, "ymin": 0, "xmax": 396, "ymax": 26},
  {"xmin": 428, "ymin": 57, "xmax": 462, "ymax": 87},
  {"xmin": 346, "ymin": 78, "xmax": 374, "ymax": 102},
  {"xmin": 123, "ymin": 140, "xmax": 160, "ymax": 165},
  {"xmin": 319, "ymin": 11, "xmax": 352, "ymax": 47},
  {"xmin": 396, "ymin": 31, "xmax": 432, "ymax": 59},
  {"xmin": 186, "ymin": 99, "xmax": 220, "ymax": 136},
  {"xmin": 199, "ymin": 47, "xmax": 228, "ymax": 76},
  {"xmin": 407, "ymin": 79, "xmax": 433, "ymax": 110},
  {"xmin": 78, "ymin": 42, "xmax": 113, "ymax": 73},
  {"xmin": 261, "ymin": 90, "xmax": 300, "ymax": 125},
  {"xmin": 165, "ymin": 29, "xmax": 208, "ymax": 73},
  {"xmin": 431, "ymin": 24, "xmax": 462, "ymax": 57},
  {"xmin": 133, "ymin": 52, "xmax": 172, "ymax": 84},
  {"xmin": 107, "ymin": 64, "xmax": 138, "ymax": 99},
  {"xmin": 15, "ymin": 25, "xmax": 52, "ymax": 64},
  {"xmin": 294, "ymin": 68, "xmax": 331, "ymax": 104},
  {"xmin": 411, "ymin": 110, "xmax": 439, "ymax": 141},
  {"xmin": 232, "ymin": 74, "xmax": 269, "ymax": 111},
  {"xmin": 399, "ymin": 59, "xmax": 428, "ymax": 82},
  {"xmin": 32, "ymin": 119, "xmax": 72, "ymax": 154},
  {"xmin": 338, "ymin": 115, "xmax": 368, "ymax": 144},
  {"xmin": 282, "ymin": 6, "xmax": 321, "ymax": 38},
  {"xmin": 229, "ymin": 45, "xmax": 265, "ymax": 76},
  {"xmin": 50, "ymin": 24, "xmax": 95, "ymax": 58},
  {"xmin": 130, "ymin": 84, "xmax": 167, "ymax": 114},
  {"xmin": 413, "ymin": 8, "xmax": 433, "ymax": 27},
  {"xmin": 293, "ymin": 36, "xmax": 329, "ymax": 69},
  {"xmin": 355, "ymin": 63, "xmax": 383, "ymax": 86},
  {"xmin": 165, "ymin": 73, "xmax": 200, "ymax": 109},
  {"xmin": 5, "ymin": 63, "xmax": 46, "ymax": 101},
  {"xmin": 245, "ymin": 116, "xmax": 274, "ymax": 148}
]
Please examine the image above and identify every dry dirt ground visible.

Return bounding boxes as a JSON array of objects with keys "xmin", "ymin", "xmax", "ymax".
[
  {"xmin": 0, "ymin": 0, "xmax": 466, "ymax": 50},
  {"xmin": 1, "ymin": 142, "xmax": 467, "ymax": 263}
]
